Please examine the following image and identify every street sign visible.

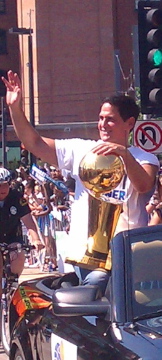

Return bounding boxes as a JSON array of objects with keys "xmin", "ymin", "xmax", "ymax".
[{"xmin": 133, "ymin": 121, "xmax": 162, "ymax": 153}]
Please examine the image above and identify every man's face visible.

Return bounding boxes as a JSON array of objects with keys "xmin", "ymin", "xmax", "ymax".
[
  {"xmin": 50, "ymin": 169, "xmax": 58, "ymax": 179},
  {"xmin": 98, "ymin": 102, "xmax": 133, "ymax": 145},
  {"xmin": 0, "ymin": 182, "xmax": 9, "ymax": 200}
]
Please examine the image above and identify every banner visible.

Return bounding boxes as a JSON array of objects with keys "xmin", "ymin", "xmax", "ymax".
[{"xmin": 30, "ymin": 164, "xmax": 69, "ymax": 195}]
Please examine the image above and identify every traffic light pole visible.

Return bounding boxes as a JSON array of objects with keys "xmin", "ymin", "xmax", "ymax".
[
  {"xmin": 28, "ymin": 32, "xmax": 36, "ymax": 166},
  {"xmin": 1, "ymin": 97, "xmax": 7, "ymax": 168},
  {"xmin": 9, "ymin": 26, "xmax": 36, "ymax": 166}
]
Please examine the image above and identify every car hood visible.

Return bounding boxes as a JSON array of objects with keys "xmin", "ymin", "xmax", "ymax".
[
  {"xmin": 136, "ymin": 316, "xmax": 162, "ymax": 347},
  {"xmin": 119, "ymin": 316, "xmax": 162, "ymax": 359}
]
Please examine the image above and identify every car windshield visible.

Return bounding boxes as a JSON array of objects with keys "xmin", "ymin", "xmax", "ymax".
[{"xmin": 131, "ymin": 233, "xmax": 162, "ymax": 320}]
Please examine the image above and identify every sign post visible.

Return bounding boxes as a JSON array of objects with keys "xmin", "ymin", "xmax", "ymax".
[{"xmin": 1, "ymin": 97, "xmax": 7, "ymax": 167}]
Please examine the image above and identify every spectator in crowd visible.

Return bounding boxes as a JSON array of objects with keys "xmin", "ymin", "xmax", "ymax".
[
  {"xmin": 16, "ymin": 166, "xmax": 30, "ymax": 186},
  {"xmin": 23, "ymin": 179, "xmax": 44, "ymax": 267},
  {"xmin": 147, "ymin": 168, "xmax": 162, "ymax": 225},
  {"xmin": 24, "ymin": 179, "xmax": 37, "ymax": 211},
  {"xmin": 52, "ymin": 186, "xmax": 69, "ymax": 232},
  {"xmin": 2, "ymin": 70, "xmax": 159, "ymax": 294},
  {"xmin": 10, "ymin": 176, "xmax": 25, "ymax": 195},
  {"xmin": 64, "ymin": 174, "xmax": 76, "ymax": 195},
  {"xmin": 50, "ymin": 166, "xmax": 65, "ymax": 181},
  {"xmin": 64, "ymin": 175, "xmax": 75, "ymax": 233},
  {"xmin": 30, "ymin": 181, "xmax": 57, "ymax": 271}
]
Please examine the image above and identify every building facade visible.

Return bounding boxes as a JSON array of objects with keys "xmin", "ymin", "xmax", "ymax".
[{"xmin": 0, "ymin": 0, "xmax": 139, "ymax": 164}]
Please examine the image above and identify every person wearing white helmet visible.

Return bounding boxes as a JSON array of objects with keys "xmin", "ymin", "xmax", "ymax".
[
  {"xmin": 0, "ymin": 167, "xmax": 43, "ymax": 299},
  {"xmin": 0, "ymin": 168, "xmax": 11, "ymax": 183}
]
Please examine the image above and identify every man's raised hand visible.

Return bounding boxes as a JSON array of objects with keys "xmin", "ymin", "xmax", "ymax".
[{"xmin": 1, "ymin": 70, "xmax": 21, "ymax": 108}]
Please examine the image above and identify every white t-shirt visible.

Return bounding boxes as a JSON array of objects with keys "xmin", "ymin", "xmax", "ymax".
[{"xmin": 55, "ymin": 138, "xmax": 159, "ymax": 259}]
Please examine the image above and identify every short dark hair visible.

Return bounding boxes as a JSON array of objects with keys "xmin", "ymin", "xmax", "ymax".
[
  {"xmin": 25, "ymin": 179, "xmax": 35, "ymax": 192},
  {"xmin": 102, "ymin": 94, "xmax": 140, "ymax": 122}
]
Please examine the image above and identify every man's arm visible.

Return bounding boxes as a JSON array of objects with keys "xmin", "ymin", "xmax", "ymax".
[
  {"xmin": 121, "ymin": 150, "xmax": 158, "ymax": 193},
  {"xmin": 2, "ymin": 70, "xmax": 58, "ymax": 166}
]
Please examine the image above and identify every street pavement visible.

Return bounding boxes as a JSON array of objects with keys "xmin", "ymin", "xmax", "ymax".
[
  {"xmin": 1, "ymin": 265, "xmax": 51, "ymax": 360},
  {"xmin": 0, "ymin": 343, "xmax": 8, "ymax": 360}
]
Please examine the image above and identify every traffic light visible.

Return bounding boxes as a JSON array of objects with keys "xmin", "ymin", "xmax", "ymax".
[
  {"xmin": 138, "ymin": 1, "xmax": 162, "ymax": 115},
  {"xmin": 20, "ymin": 143, "xmax": 29, "ymax": 167},
  {"xmin": 0, "ymin": 70, "xmax": 7, "ymax": 97}
]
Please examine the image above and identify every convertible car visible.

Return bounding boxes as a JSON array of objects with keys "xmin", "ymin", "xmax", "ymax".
[{"xmin": 9, "ymin": 224, "xmax": 162, "ymax": 360}]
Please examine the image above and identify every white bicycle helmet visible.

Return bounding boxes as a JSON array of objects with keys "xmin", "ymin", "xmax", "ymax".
[{"xmin": 0, "ymin": 168, "xmax": 11, "ymax": 183}]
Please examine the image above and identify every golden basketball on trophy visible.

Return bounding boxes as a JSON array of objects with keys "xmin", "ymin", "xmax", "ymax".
[{"xmin": 79, "ymin": 148, "xmax": 124, "ymax": 199}]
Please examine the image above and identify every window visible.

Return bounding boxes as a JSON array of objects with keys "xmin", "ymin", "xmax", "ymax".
[
  {"xmin": 0, "ymin": 0, "xmax": 6, "ymax": 14},
  {"xmin": 0, "ymin": 29, "xmax": 7, "ymax": 54}
]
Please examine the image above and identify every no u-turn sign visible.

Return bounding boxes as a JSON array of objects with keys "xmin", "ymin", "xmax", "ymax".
[{"xmin": 133, "ymin": 121, "xmax": 162, "ymax": 154}]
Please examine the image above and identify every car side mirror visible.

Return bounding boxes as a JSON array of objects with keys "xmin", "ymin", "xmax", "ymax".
[{"xmin": 52, "ymin": 285, "xmax": 110, "ymax": 316}]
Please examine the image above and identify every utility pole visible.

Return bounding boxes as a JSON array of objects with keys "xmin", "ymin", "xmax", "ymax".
[
  {"xmin": 1, "ymin": 97, "xmax": 7, "ymax": 167},
  {"xmin": 9, "ymin": 20, "xmax": 36, "ymax": 166}
]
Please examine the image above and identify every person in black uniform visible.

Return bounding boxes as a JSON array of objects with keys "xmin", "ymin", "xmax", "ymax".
[{"xmin": 0, "ymin": 167, "xmax": 43, "ymax": 298}]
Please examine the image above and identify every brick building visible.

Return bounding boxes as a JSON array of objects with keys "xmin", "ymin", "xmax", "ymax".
[{"xmin": 0, "ymin": 0, "xmax": 139, "ymax": 165}]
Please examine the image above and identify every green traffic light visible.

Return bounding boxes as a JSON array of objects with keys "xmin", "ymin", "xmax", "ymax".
[{"xmin": 153, "ymin": 49, "xmax": 162, "ymax": 66}]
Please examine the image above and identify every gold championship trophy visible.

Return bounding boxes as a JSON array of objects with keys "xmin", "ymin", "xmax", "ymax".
[{"xmin": 65, "ymin": 147, "xmax": 124, "ymax": 270}]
